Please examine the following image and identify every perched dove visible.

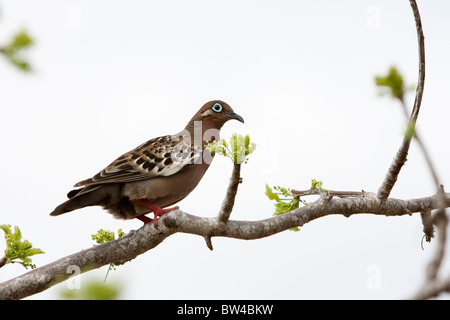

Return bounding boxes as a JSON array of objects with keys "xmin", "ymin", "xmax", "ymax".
[{"xmin": 50, "ymin": 100, "xmax": 244, "ymax": 226}]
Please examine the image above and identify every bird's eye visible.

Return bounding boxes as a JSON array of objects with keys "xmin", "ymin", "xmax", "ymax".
[{"xmin": 211, "ymin": 102, "xmax": 223, "ymax": 113}]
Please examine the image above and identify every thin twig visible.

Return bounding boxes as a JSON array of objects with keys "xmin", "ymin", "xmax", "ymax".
[
  {"xmin": 377, "ymin": 0, "xmax": 425, "ymax": 200},
  {"xmin": 398, "ymin": 98, "xmax": 440, "ymax": 192},
  {"xmin": 404, "ymin": 0, "xmax": 450, "ymax": 300},
  {"xmin": 426, "ymin": 210, "xmax": 448, "ymax": 281},
  {"xmin": 413, "ymin": 209, "xmax": 448, "ymax": 299},
  {"xmin": 292, "ymin": 189, "xmax": 365, "ymax": 198}
]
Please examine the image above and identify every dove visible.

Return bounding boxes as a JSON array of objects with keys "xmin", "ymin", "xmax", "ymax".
[{"xmin": 50, "ymin": 100, "xmax": 244, "ymax": 226}]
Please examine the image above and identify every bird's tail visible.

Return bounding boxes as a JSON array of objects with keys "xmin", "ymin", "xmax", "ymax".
[{"xmin": 50, "ymin": 185, "xmax": 116, "ymax": 216}]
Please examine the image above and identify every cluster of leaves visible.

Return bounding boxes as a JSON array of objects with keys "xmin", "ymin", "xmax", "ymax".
[
  {"xmin": 205, "ymin": 133, "xmax": 256, "ymax": 164},
  {"xmin": 91, "ymin": 229, "xmax": 124, "ymax": 277},
  {"xmin": 0, "ymin": 30, "xmax": 33, "ymax": 71},
  {"xmin": 265, "ymin": 179, "xmax": 327, "ymax": 232},
  {"xmin": 91, "ymin": 229, "xmax": 124, "ymax": 244},
  {"xmin": 310, "ymin": 178, "xmax": 327, "ymax": 192},
  {"xmin": 0, "ymin": 224, "xmax": 44, "ymax": 269},
  {"xmin": 265, "ymin": 185, "xmax": 302, "ymax": 232}
]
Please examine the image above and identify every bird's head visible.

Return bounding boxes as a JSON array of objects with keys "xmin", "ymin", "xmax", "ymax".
[{"xmin": 187, "ymin": 100, "xmax": 244, "ymax": 132}]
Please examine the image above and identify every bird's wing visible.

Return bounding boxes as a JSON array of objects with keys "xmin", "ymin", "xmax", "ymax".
[{"xmin": 74, "ymin": 134, "xmax": 202, "ymax": 187}]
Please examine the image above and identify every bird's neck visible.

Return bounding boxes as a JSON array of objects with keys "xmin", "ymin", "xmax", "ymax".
[
  {"xmin": 180, "ymin": 119, "xmax": 218, "ymax": 166},
  {"xmin": 184, "ymin": 118, "xmax": 221, "ymax": 147}
]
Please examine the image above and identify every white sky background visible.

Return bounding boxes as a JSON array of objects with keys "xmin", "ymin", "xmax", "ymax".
[{"xmin": 0, "ymin": 0, "xmax": 450, "ymax": 299}]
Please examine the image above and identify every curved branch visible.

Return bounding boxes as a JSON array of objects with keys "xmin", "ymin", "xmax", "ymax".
[
  {"xmin": 1, "ymin": 191, "xmax": 450, "ymax": 300},
  {"xmin": 377, "ymin": 0, "xmax": 426, "ymax": 200}
]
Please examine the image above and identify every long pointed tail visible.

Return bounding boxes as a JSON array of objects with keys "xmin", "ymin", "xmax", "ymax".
[
  {"xmin": 50, "ymin": 195, "xmax": 88, "ymax": 216},
  {"xmin": 50, "ymin": 185, "xmax": 118, "ymax": 216}
]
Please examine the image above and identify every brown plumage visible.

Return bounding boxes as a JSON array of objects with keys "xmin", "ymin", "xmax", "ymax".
[{"xmin": 50, "ymin": 100, "xmax": 244, "ymax": 225}]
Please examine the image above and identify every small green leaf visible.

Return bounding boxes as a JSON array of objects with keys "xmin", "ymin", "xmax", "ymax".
[
  {"xmin": 244, "ymin": 135, "xmax": 250, "ymax": 156},
  {"xmin": 10, "ymin": 30, "xmax": 33, "ymax": 48},
  {"xmin": 265, "ymin": 184, "xmax": 280, "ymax": 201},
  {"xmin": 375, "ymin": 66, "xmax": 408, "ymax": 101}
]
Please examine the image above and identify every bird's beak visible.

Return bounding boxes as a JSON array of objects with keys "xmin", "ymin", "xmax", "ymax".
[{"xmin": 227, "ymin": 112, "xmax": 245, "ymax": 124}]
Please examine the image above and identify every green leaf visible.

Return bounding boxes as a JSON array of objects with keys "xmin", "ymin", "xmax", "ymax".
[
  {"xmin": 265, "ymin": 185, "xmax": 300, "ymax": 232},
  {"xmin": 1, "ymin": 224, "xmax": 44, "ymax": 269},
  {"xmin": 1, "ymin": 30, "xmax": 34, "ymax": 71},
  {"xmin": 265, "ymin": 184, "xmax": 280, "ymax": 201},
  {"xmin": 375, "ymin": 66, "xmax": 407, "ymax": 101},
  {"xmin": 11, "ymin": 31, "xmax": 33, "ymax": 48}
]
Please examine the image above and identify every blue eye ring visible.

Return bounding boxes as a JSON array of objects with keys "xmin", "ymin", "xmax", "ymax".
[{"xmin": 211, "ymin": 102, "xmax": 223, "ymax": 113}]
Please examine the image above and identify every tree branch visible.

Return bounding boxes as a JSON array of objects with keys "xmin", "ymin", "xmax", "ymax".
[
  {"xmin": 217, "ymin": 163, "xmax": 241, "ymax": 222},
  {"xmin": 377, "ymin": 0, "xmax": 426, "ymax": 200},
  {"xmin": 426, "ymin": 210, "xmax": 448, "ymax": 281},
  {"xmin": 2, "ymin": 191, "xmax": 450, "ymax": 300},
  {"xmin": 292, "ymin": 188, "xmax": 365, "ymax": 198},
  {"xmin": 201, "ymin": 163, "xmax": 242, "ymax": 250},
  {"xmin": 411, "ymin": 210, "xmax": 449, "ymax": 299},
  {"xmin": 0, "ymin": 223, "xmax": 176, "ymax": 300}
]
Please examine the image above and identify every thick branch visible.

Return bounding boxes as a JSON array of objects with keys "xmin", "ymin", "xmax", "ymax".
[
  {"xmin": 0, "ymin": 225, "xmax": 176, "ymax": 300},
  {"xmin": 217, "ymin": 163, "xmax": 241, "ymax": 222},
  {"xmin": 1, "ymin": 192, "xmax": 450, "ymax": 300}
]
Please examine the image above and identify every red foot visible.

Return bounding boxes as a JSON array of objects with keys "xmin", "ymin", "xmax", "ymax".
[{"xmin": 136, "ymin": 199, "xmax": 179, "ymax": 226}]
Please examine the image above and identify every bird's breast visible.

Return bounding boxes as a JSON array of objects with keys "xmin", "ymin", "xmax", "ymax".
[{"xmin": 122, "ymin": 157, "xmax": 213, "ymax": 211}]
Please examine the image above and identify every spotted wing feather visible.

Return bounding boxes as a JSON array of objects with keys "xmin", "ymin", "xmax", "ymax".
[{"xmin": 74, "ymin": 134, "xmax": 201, "ymax": 188}]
